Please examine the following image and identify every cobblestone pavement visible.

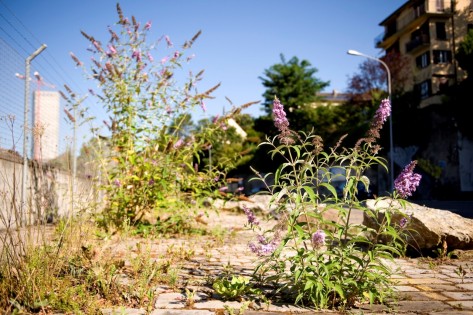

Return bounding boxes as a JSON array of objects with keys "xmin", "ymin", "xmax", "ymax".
[{"xmin": 98, "ymin": 209, "xmax": 473, "ymax": 315}]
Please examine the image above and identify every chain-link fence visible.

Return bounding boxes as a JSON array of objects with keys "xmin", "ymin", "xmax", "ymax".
[{"xmin": 0, "ymin": 10, "xmax": 102, "ymax": 227}]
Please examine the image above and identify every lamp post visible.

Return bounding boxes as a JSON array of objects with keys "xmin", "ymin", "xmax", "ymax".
[{"xmin": 347, "ymin": 49, "xmax": 394, "ymax": 192}]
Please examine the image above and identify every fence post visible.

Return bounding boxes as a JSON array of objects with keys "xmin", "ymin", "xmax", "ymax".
[{"xmin": 21, "ymin": 44, "xmax": 46, "ymax": 226}]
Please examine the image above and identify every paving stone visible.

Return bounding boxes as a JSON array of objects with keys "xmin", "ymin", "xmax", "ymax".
[
  {"xmin": 155, "ymin": 292, "xmax": 186, "ymax": 309},
  {"xmin": 389, "ymin": 300, "xmax": 454, "ymax": 312},
  {"xmin": 458, "ymin": 283, "xmax": 473, "ymax": 291},
  {"xmin": 428, "ymin": 311, "xmax": 473, "ymax": 315},
  {"xmin": 101, "ymin": 308, "xmax": 146, "ymax": 315},
  {"xmin": 193, "ymin": 299, "xmax": 242, "ymax": 310},
  {"xmin": 393, "ymin": 285, "xmax": 420, "ymax": 292},
  {"xmin": 445, "ymin": 300, "xmax": 473, "ymax": 310},
  {"xmin": 396, "ymin": 277, "xmax": 450, "ymax": 285},
  {"xmin": 265, "ymin": 303, "xmax": 317, "ymax": 313},
  {"xmin": 445, "ymin": 277, "xmax": 473, "ymax": 284},
  {"xmin": 443, "ymin": 291, "xmax": 473, "ymax": 300},
  {"xmin": 416, "ymin": 284, "xmax": 462, "ymax": 291},
  {"xmin": 399, "ymin": 291, "xmax": 449, "ymax": 301},
  {"xmin": 150, "ymin": 310, "xmax": 214, "ymax": 315}
]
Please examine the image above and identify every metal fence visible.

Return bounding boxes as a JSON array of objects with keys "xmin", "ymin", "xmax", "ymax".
[{"xmin": 0, "ymin": 4, "xmax": 103, "ymax": 225}]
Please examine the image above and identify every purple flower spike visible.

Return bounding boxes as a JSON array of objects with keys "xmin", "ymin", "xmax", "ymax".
[
  {"xmin": 272, "ymin": 97, "xmax": 289, "ymax": 133},
  {"xmin": 394, "ymin": 160, "xmax": 422, "ymax": 199},
  {"xmin": 144, "ymin": 21, "xmax": 152, "ymax": 30},
  {"xmin": 367, "ymin": 98, "xmax": 391, "ymax": 139},
  {"xmin": 311, "ymin": 230, "xmax": 326, "ymax": 249},
  {"xmin": 399, "ymin": 217, "xmax": 408, "ymax": 229},
  {"xmin": 242, "ymin": 205, "xmax": 259, "ymax": 226},
  {"xmin": 375, "ymin": 98, "xmax": 391, "ymax": 125},
  {"xmin": 249, "ymin": 234, "xmax": 279, "ymax": 256}
]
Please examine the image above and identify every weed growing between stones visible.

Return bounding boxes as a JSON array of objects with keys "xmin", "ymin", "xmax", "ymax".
[
  {"xmin": 67, "ymin": 4, "xmax": 256, "ymax": 231},
  {"xmin": 241, "ymin": 97, "xmax": 422, "ymax": 310}
]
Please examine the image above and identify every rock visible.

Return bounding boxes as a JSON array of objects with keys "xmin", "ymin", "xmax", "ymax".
[
  {"xmin": 363, "ymin": 199, "xmax": 473, "ymax": 252},
  {"xmin": 210, "ymin": 194, "xmax": 276, "ymax": 215}
]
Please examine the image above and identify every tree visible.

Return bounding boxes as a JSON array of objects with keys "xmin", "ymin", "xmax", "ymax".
[
  {"xmin": 346, "ymin": 51, "xmax": 411, "ymax": 102},
  {"xmin": 258, "ymin": 54, "xmax": 329, "ymax": 133},
  {"xmin": 457, "ymin": 29, "xmax": 473, "ymax": 80}
]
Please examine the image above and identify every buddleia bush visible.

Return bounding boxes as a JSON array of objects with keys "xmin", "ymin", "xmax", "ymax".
[
  {"xmin": 69, "ymin": 4, "xmax": 248, "ymax": 229},
  {"xmin": 244, "ymin": 97, "xmax": 421, "ymax": 309}
]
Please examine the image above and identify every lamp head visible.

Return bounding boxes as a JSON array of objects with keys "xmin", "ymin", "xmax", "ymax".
[{"xmin": 347, "ymin": 49, "xmax": 362, "ymax": 56}]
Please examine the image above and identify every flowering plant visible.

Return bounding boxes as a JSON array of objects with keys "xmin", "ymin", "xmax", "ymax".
[
  {"xmin": 71, "ymin": 4, "xmax": 239, "ymax": 228},
  {"xmin": 245, "ymin": 97, "xmax": 421, "ymax": 309}
]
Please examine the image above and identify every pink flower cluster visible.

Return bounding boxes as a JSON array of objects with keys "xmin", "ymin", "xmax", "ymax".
[
  {"xmin": 394, "ymin": 160, "xmax": 422, "ymax": 198},
  {"xmin": 272, "ymin": 97, "xmax": 289, "ymax": 134}
]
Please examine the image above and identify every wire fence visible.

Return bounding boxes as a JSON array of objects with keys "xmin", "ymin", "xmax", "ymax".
[{"xmin": 0, "ymin": 1, "xmax": 106, "ymax": 163}]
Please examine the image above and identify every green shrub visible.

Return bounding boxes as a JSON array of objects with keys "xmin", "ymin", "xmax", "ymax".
[{"xmin": 244, "ymin": 97, "xmax": 420, "ymax": 310}]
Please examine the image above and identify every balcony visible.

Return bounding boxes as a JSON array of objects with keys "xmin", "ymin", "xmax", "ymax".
[
  {"xmin": 377, "ymin": 0, "xmax": 452, "ymax": 49},
  {"xmin": 406, "ymin": 34, "xmax": 430, "ymax": 53},
  {"xmin": 398, "ymin": 0, "xmax": 451, "ymax": 30}
]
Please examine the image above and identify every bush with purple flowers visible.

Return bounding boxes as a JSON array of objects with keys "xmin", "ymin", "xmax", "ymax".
[
  {"xmin": 70, "ymin": 4, "xmax": 244, "ymax": 229},
  {"xmin": 246, "ymin": 97, "xmax": 420, "ymax": 310}
]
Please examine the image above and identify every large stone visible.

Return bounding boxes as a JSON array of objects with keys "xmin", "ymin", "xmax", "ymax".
[{"xmin": 363, "ymin": 199, "xmax": 473, "ymax": 252}]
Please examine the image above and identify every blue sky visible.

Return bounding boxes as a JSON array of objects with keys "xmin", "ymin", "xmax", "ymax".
[{"xmin": 0, "ymin": 0, "xmax": 406, "ymax": 152}]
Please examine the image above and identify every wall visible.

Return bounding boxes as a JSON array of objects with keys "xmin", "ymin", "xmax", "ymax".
[{"xmin": 0, "ymin": 152, "xmax": 98, "ymax": 230}]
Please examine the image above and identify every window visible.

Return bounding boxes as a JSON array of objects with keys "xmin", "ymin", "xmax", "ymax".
[
  {"xmin": 416, "ymin": 51, "xmax": 430, "ymax": 68},
  {"xmin": 436, "ymin": 22, "xmax": 447, "ymax": 40},
  {"xmin": 419, "ymin": 80, "xmax": 431, "ymax": 99},
  {"xmin": 433, "ymin": 50, "xmax": 452, "ymax": 64},
  {"xmin": 436, "ymin": 0, "xmax": 445, "ymax": 11}
]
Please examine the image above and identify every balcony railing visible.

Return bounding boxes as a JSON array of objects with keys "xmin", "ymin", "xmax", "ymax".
[
  {"xmin": 406, "ymin": 34, "xmax": 430, "ymax": 53},
  {"xmin": 377, "ymin": 0, "xmax": 452, "ymax": 46}
]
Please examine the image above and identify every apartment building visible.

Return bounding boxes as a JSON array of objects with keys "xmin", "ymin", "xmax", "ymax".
[
  {"xmin": 33, "ymin": 91, "xmax": 60, "ymax": 161},
  {"xmin": 376, "ymin": 0, "xmax": 473, "ymax": 108}
]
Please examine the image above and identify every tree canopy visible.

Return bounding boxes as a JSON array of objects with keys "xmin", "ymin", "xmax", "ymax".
[
  {"xmin": 258, "ymin": 54, "xmax": 329, "ymax": 133},
  {"xmin": 457, "ymin": 29, "xmax": 473, "ymax": 79}
]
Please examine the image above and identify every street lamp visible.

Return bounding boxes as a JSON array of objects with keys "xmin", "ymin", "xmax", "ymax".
[{"xmin": 347, "ymin": 49, "xmax": 394, "ymax": 193}]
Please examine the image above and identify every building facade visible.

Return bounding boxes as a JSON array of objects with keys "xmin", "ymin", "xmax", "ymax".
[
  {"xmin": 33, "ymin": 91, "xmax": 60, "ymax": 161},
  {"xmin": 376, "ymin": 0, "xmax": 473, "ymax": 198},
  {"xmin": 376, "ymin": 0, "xmax": 473, "ymax": 108}
]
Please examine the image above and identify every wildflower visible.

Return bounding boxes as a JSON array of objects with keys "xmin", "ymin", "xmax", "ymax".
[
  {"xmin": 108, "ymin": 45, "xmax": 117, "ymax": 55},
  {"xmin": 242, "ymin": 205, "xmax": 259, "ymax": 226},
  {"xmin": 173, "ymin": 138, "xmax": 184, "ymax": 149},
  {"xmin": 147, "ymin": 52, "xmax": 154, "ymax": 62},
  {"xmin": 272, "ymin": 97, "xmax": 294, "ymax": 144},
  {"xmin": 165, "ymin": 35, "xmax": 173, "ymax": 47},
  {"xmin": 88, "ymin": 89, "xmax": 95, "ymax": 96},
  {"xmin": 311, "ymin": 230, "xmax": 326, "ymax": 249},
  {"xmin": 161, "ymin": 56, "xmax": 169, "ymax": 65},
  {"xmin": 187, "ymin": 54, "xmax": 195, "ymax": 62},
  {"xmin": 108, "ymin": 27, "xmax": 119, "ymax": 42},
  {"xmin": 173, "ymin": 51, "xmax": 180, "ymax": 59},
  {"xmin": 368, "ymin": 98, "xmax": 391, "ymax": 139},
  {"xmin": 113, "ymin": 179, "xmax": 121, "ymax": 187},
  {"xmin": 218, "ymin": 186, "xmax": 228, "ymax": 192},
  {"xmin": 399, "ymin": 217, "xmax": 408, "ymax": 229},
  {"xmin": 249, "ymin": 234, "xmax": 279, "ymax": 256},
  {"xmin": 200, "ymin": 100, "xmax": 206, "ymax": 112},
  {"xmin": 93, "ymin": 41, "xmax": 103, "ymax": 53},
  {"xmin": 144, "ymin": 21, "xmax": 152, "ymax": 30},
  {"xmin": 272, "ymin": 96, "xmax": 289, "ymax": 133},
  {"xmin": 132, "ymin": 50, "xmax": 142, "ymax": 62},
  {"xmin": 70, "ymin": 52, "xmax": 83, "ymax": 67},
  {"xmin": 148, "ymin": 179, "xmax": 155, "ymax": 186},
  {"xmin": 394, "ymin": 160, "xmax": 422, "ymax": 199}
]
